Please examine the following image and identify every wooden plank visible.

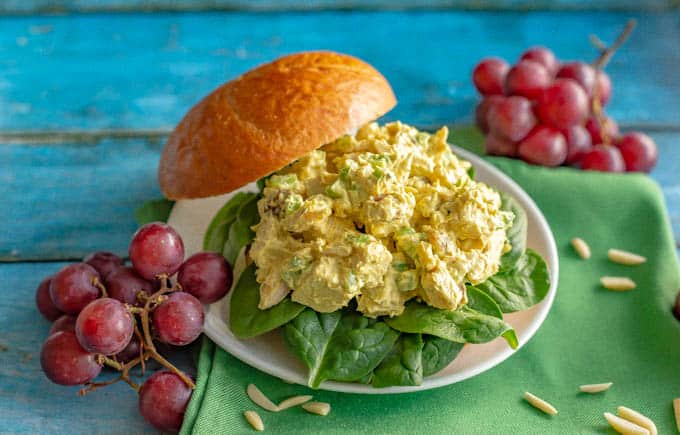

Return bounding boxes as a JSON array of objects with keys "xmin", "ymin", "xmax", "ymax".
[
  {"xmin": 0, "ymin": 261, "xmax": 192, "ymax": 434},
  {"xmin": 1, "ymin": 130, "xmax": 678, "ymax": 261},
  {"xmin": 0, "ymin": 0, "xmax": 675, "ymax": 14},
  {"xmin": 0, "ymin": 11, "xmax": 679, "ymax": 131},
  {"xmin": 0, "ymin": 137, "xmax": 162, "ymax": 261}
]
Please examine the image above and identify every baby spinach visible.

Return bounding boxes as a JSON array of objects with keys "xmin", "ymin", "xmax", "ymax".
[
  {"xmin": 203, "ymin": 192, "xmax": 257, "ymax": 252},
  {"xmin": 467, "ymin": 286, "xmax": 519, "ymax": 349},
  {"xmin": 223, "ymin": 194, "xmax": 260, "ymax": 264},
  {"xmin": 135, "ymin": 198, "xmax": 175, "ymax": 225},
  {"xmin": 229, "ymin": 264, "xmax": 305, "ymax": 339},
  {"xmin": 283, "ymin": 309, "xmax": 399, "ymax": 388},
  {"xmin": 385, "ymin": 302, "xmax": 517, "ymax": 349},
  {"xmin": 499, "ymin": 192, "xmax": 527, "ymax": 272},
  {"xmin": 421, "ymin": 335, "xmax": 464, "ymax": 377},
  {"xmin": 475, "ymin": 249, "xmax": 550, "ymax": 314},
  {"xmin": 372, "ymin": 334, "xmax": 424, "ymax": 388}
]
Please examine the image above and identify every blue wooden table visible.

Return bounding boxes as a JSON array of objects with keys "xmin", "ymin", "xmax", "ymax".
[{"xmin": 1, "ymin": 2, "xmax": 679, "ymax": 433}]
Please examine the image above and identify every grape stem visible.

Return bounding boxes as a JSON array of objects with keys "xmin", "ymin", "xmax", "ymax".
[
  {"xmin": 79, "ymin": 274, "xmax": 196, "ymax": 397},
  {"xmin": 590, "ymin": 19, "xmax": 636, "ymax": 146},
  {"xmin": 92, "ymin": 277, "xmax": 108, "ymax": 298}
]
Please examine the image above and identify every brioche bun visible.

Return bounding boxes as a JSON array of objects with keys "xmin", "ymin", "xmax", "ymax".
[{"xmin": 159, "ymin": 51, "xmax": 396, "ymax": 199}]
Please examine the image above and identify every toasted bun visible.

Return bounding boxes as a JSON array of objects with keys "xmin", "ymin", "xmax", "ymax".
[{"xmin": 159, "ymin": 51, "xmax": 396, "ymax": 199}]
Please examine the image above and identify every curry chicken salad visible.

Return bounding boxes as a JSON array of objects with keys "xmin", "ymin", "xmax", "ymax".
[
  {"xmin": 209, "ymin": 122, "xmax": 549, "ymax": 389},
  {"xmin": 250, "ymin": 122, "xmax": 512, "ymax": 317}
]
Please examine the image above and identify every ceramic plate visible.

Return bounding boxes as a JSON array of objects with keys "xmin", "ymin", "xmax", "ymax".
[{"xmin": 167, "ymin": 146, "xmax": 559, "ymax": 394}]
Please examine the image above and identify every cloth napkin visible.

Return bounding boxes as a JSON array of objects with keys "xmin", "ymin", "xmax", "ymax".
[{"xmin": 181, "ymin": 136, "xmax": 680, "ymax": 434}]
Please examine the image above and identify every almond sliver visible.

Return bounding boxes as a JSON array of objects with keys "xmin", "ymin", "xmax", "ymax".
[
  {"xmin": 244, "ymin": 410, "xmax": 264, "ymax": 431},
  {"xmin": 571, "ymin": 238, "xmax": 591, "ymax": 259},
  {"xmin": 302, "ymin": 401, "xmax": 331, "ymax": 416},
  {"xmin": 604, "ymin": 412, "xmax": 649, "ymax": 435},
  {"xmin": 608, "ymin": 249, "xmax": 647, "ymax": 266},
  {"xmin": 601, "ymin": 276, "xmax": 636, "ymax": 291},
  {"xmin": 277, "ymin": 395, "xmax": 313, "ymax": 411},
  {"xmin": 673, "ymin": 398, "xmax": 680, "ymax": 432},
  {"xmin": 523, "ymin": 391, "xmax": 558, "ymax": 416},
  {"xmin": 617, "ymin": 406, "xmax": 657, "ymax": 435},
  {"xmin": 578, "ymin": 382, "xmax": 612, "ymax": 393},
  {"xmin": 247, "ymin": 384, "xmax": 279, "ymax": 412}
]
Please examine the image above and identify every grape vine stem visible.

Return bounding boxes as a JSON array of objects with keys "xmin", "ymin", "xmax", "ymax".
[
  {"xmin": 590, "ymin": 19, "xmax": 636, "ymax": 145},
  {"xmin": 80, "ymin": 275, "xmax": 196, "ymax": 397}
]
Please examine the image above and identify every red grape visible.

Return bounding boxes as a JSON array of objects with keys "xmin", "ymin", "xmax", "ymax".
[
  {"xmin": 484, "ymin": 134, "xmax": 517, "ymax": 157},
  {"xmin": 504, "ymin": 60, "xmax": 551, "ymax": 100},
  {"xmin": 556, "ymin": 61, "xmax": 596, "ymax": 96},
  {"xmin": 49, "ymin": 263, "xmax": 101, "ymax": 315},
  {"xmin": 106, "ymin": 266, "xmax": 153, "ymax": 306},
  {"xmin": 487, "ymin": 96, "xmax": 536, "ymax": 142},
  {"xmin": 49, "ymin": 315, "xmax": 77, "ymax": 336},
  {"xmin": 535, "ymin": 78, "xmax": 589, "ymax": 129},
  {"xmin": 580, "ymin": 145, "xmax": 625, "ymax": 172},
  {"xmin": 139, "ymin": 370, "xmax": 192, "ymax": 432},
  {"xmin": 474, "ymin": 95, "xmax": 503, "ymax": 133},
  {"xmin": 178, "ymin": 252, "xmax": 233, "ymax": 304},
  {"xmin": 520, "ymin": 46, "xmax": 559, "ymax": 75},
  {"xmin": 595, "ymin": 70, "xmax": 612, "ymax": 105},
  {"xmin": 562, "ymin": 125, "xmax": 593, "ymax": 165},
  {"xmin": 84, "ymin": 251, "xmax": 124, "ymax": 280},
  {"xmin": 517, "ymin": 126, "xmax": 567, "ymax": 166},
  {"xmin": 153, "ymin": 292, "xmax": 204, "ymax": 346},
  {"xmin": 76, "ymin": 298, "xmax": 134, "ymax": 355},
  {"xmin": 115, "ymin": 338, "xmax": 141, "ymax": 363},
  {"xmin": 472, "ymin": 57, "xmax": 509, "ymax": 96},
  {"xmin": 129, "ymin": 223, "xmax": 185, "ymax": 280},
  {"xmin": 36, "ymin": 276, "xmax": 62, "ymax": 321},
  {"xmin": 616, "ymin": 132, "xmax": 658, "ymax": 172},
  {"xmin": 585, "ymin": 116, "xmax": 619, "ymax": 145},
  {"xmin": 40, "ymin": 331, "xmax": 102, "ymax": 385}
]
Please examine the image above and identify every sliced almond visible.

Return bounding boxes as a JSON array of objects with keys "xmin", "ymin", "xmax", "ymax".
[
  {"xmin": 571, "ymin": 238, "xmax": 591, "ymax": 259},
  {"xmin": 523, "ymin": 391, "xmax": 558, "ymax": 416},
  {"xmin": 601, "ymin": 276, "xmax": 636, "ymax": 291},
  {"xmin": 608, "ymin": 249, "xmax": 647, "ymax": 266},
  {"xmin": 604, "ymin": 412, "xmax": 649, "ymax": 435},
  {"xmin": 277, "ymin": 395, "xmax": 313, "ymax": 411},
  {"xmin": 673, "ymin": 398, "xmax": 680, "ymax": 432},
  {"xmin": 302, "ymin": 401, "xmax": 331, "ymax": 416},
  {"xmin": 617, "ymin": 406, "xmax": 657, "ymax": 435},
  {"xmin": 244, "ymin": 410, "xmax": 264, "ymax": 431},
  {"xmin": 247, "ymin": 384, "xmax": 279, "ymax": 412},
  {"xmin": 578, "ymin": 382, "xmax": 613, "ymax": 393}
]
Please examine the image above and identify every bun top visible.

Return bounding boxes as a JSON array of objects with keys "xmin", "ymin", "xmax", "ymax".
[{"xmin": 159, "ymin": 51, "xmax": 397, "ymax": 199}]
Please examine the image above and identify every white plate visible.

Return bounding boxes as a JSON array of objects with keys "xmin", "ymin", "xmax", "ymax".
[{"xmin": 167, "ymin": 145, "xmax": 559, "ymax": 394}]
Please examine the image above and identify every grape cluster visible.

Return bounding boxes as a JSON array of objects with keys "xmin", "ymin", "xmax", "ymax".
[
  {"xmin": 473, "ymin": 46, "xmax": 658, "ymax": 173},
  {"xmin": 36, "ymin": 222, "xmax": 233, "ymax": 432}
]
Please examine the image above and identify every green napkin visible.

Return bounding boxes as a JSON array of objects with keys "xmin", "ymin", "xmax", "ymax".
[{"xmin": 181, "ymin": 151, "xmax": 680, "ymax": 434}]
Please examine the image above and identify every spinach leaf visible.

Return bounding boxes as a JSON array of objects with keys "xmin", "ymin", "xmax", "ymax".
[
  {"xmin": 475, "ymin": 249, "xmax": 550, "ymax": 314},
  {"xmin": 385, "ymin": 302, "xmax": 517, "ymax": 349},
  {"xmin": 467, "ymin": 165, "xmax": 475, "ymax": 180},
  {"xmin": 135, "ymin": 198, "xmax": 175, "ymax": 225},
  {"xmin": 223, "ymin": 195, "xmax": 260, "ymax": 264},
  {"xmin": 229, "ymin": 263, "xmax": 305, "ymax": 339},
  {"xmin": 283, "ymin": 309, "xmax": 399, "ymax": 388},
  {"xmin": 203, "ymin": 192, "xmax": 257, "ymax": 252},
  {"xmin": 467, "ymin": 286, "xmax": 519, "ymax": 349},
  {"xmin": 499, "ymin": 192, "xmax": 527, "ymax": 271},
  {"xmin": 421, "ymin": 335, "xmax": 464, "ymax": 377},
  {"xmin": 372, "ymin": 334, "xmax": 424, "ymax": 388}
]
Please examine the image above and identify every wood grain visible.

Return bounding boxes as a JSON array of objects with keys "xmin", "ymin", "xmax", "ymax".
[
  {"xmin": 0, "ymin": 0, "xmax": 676, "ymax": 15},
  {"xmin": 0, "ymin": 11, "xmax": 679, "ymax": 131}
]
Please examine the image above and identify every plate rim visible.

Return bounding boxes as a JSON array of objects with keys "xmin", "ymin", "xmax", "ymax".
[{"xmin": 199, "ymin": 146, "xmax": 559, "ymax": 394}]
